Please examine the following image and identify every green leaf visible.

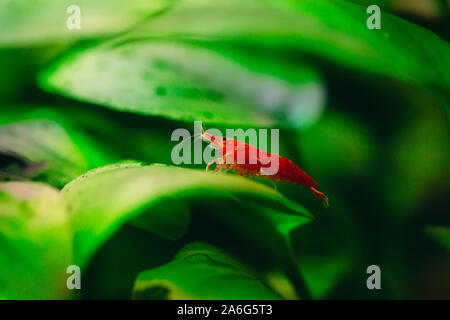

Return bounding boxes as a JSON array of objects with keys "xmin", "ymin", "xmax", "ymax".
[
  {"xmin": 0, "ymin": 0, "xmax": 174, "ymax": 47},
  {"xmin": 426, "ymin": 226, "xmax": 450, "ymax": 251},
  {"xmin": 0, "ymin": 106, "xmax": 114, "ymax": 167},
  {"xmin": 61, "ymin": 162, "xmax": 312, "ymax": 268},
  {"xmin": 263, "ymin": 207, "xmax": 312, "ymax": 237},
  {"xmin": 0, "ymin": 118, "xmax": 89, "ymax": 187},
  {"xmin": 300, "ymin": 255, "xmax": 350, "ymax": 299},
  {"xmin": 347, "ymin": 0, "xmax": 443, "ymax": 20},
  {"xmin": 127, "ymin": 199, "xmax": 191, "ymax": 240},
  {"xmin": 39, "ymin": 41, "xmax": 325, "ymax": 129},
  {"xmin": 129, "ymin": 0, "xmax": 450, "ymax": 90},
  {"xmin": 132, "ymin": 242, "xmax": 282, "ymax": 299},
  {"xmin": 0, "ymin": 182, "xmax": 72, "ymax": 299}
]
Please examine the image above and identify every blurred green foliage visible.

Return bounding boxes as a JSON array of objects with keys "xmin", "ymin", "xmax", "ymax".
[
  {"xmin": 133, "ymin": 242, "xmax": 283, "ymax": 299},
  {"xmin": 0, "ymin": 182, "xmax": 72, "ymax": 299},
  {"xmin": 0, "ymin": 0, "xmax": 449, "ymax": 299},
  {"xmin": 426, "ymin": 226, "xmax": 450, "ymax": 252}
]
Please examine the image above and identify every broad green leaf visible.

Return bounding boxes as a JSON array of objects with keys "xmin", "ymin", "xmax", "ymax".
[
  {"xmin": 129, "ymin": 0, "xmax": 450, "ymax": 90},
  {"xmin": 0, "ymin": 0, "xmax": 174, "ymax": 47},
  {"xmin": 426, "ymin": 226, "xmax": 450, "ymax": 251},
  {"xmin": 0, "ymin": 182, "xmax": 72, "ymax": 299},
  {"xmin": 127, "ymin": 199, "xmax": 190, "ymax": 240},
  {"xmin": 132, "ymin": 242, "xmax": 282, "ymax": 299},
  {"xmin": 40, "ymin": 41, "xmax": 325, "ymax": 129},
  {"xmin": 0, "ymin": 119, "xmax": 89, "ymax": 187},
  {"xmin": 62, "ymin": 162, "xmax": 313, "ymax": 268},
  {"xmin": 0, "ymin": 106, "xmax": 113, "ymax": 167}
]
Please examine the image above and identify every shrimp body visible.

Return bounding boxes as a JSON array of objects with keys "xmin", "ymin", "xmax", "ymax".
[{"xmin": 203, "ymin": 132, "xmax": 329, "ymax": 207}]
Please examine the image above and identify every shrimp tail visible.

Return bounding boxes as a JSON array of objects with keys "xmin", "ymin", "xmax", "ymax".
[{"xmin": 310, "ymin": 186, "xmax": 329, "ymax": 208}]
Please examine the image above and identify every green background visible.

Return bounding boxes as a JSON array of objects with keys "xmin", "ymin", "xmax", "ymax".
[{"xmin": 0, "ymin": 0, "xmax": 449, "ymax": 299}]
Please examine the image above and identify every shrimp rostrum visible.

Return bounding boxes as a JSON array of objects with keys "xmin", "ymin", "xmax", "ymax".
[{"xmin": 201, "ymin": 131, "xmax": 329, "ymax": 207}]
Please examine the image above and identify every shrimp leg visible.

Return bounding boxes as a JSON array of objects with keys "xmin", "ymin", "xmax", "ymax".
[
  {"xmin": 206, "ymin": 158, "xmax": 218, "ymax": 172},
  {"xmin": 215, "ymin": 163, "xmax": 227, "ymax": 172},
  {"xmin": 207, "ymin": 152, "xmax": 233, "ymax": 173}
]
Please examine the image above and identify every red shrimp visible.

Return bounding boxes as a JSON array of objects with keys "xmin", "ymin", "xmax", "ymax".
[{"xmin": 202, "ymin": 132, "xmax": 329, "ymax": 207}]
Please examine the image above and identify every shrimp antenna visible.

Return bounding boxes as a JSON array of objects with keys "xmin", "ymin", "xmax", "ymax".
[
  {"xmin": 172, "ymin": 121, "xmax": 205, "ymax": 153},
  {"xmin": 192, "ymin": 121, "xmax": 206, "ymax": 143}
]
